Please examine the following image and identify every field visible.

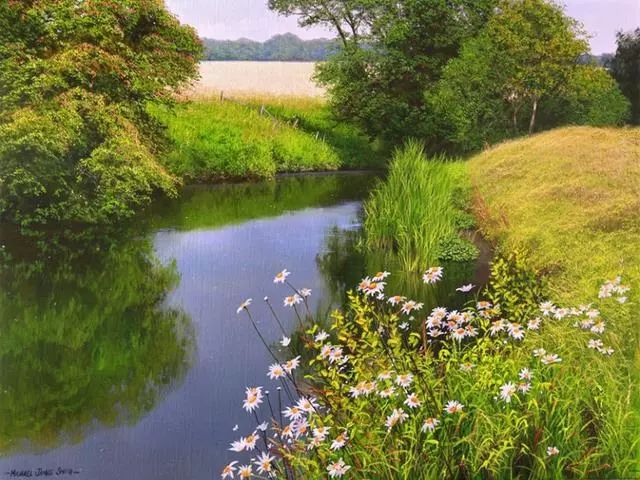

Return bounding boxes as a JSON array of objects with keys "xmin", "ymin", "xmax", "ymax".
[{"xmin": 187, "ymin": 61, "xmax": 325, "ymax": 98}]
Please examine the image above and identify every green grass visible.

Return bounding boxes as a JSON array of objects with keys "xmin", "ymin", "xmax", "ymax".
[
  {"xmin": 150, "ymin": 97, "xmax": 384, "ymax": 183},
  {"xmin": 469, "ymin": 126, "xmax": 640, "ymax": 473},
  {"xmin": 364, "ymin": 140, "xmax": 478, "ymax": 271}
]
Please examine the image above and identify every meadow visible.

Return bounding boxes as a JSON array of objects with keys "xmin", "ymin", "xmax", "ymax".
[{"xmin": 151, "ymin": 96, "xmax": 385, "ymax": 182}]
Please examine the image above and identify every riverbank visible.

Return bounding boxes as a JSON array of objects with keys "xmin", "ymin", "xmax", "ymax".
[
  {"xmin": 469, "ymin": 126, "xmax": 640, "ymax": 471},
  {"xmin": 151, "ymin": 96, "xmax": 385, "ymax": 183}
]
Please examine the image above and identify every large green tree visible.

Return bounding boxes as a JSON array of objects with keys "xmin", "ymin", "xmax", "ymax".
[
  {"xmin": 427, "ymin": 0, "xmax": 628, "ymax": 152},
  {"xmin": 0, "ymin": 0, "xmax": 202, "ymax": 231},
  {"xmin": 610, "ymin": 28, "xmax": 640, "ymax": 124},
  {"xmin": 268, "ymin": 0, "xmax": 497, "ymax": 144}
]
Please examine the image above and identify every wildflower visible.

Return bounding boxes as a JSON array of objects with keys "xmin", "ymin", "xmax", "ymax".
[
  {"xmin": 519, "ymin": 368, "xmax": 533, "ymax": 380},
  {"xmin": 327, "ymin": 347, "xmax": 344, "ymax": 364},
  {"xmin": 357, "ymin": 277, "xmax": 372, "ymax": 292},
  {"xmin": 283, "ymin": 294, "xmax": 302, "ymax": 307},
  {"xmin": 553, "ymin": 308, "xmax": 568, "ymax": 320},
  {"xmin": 331, "ymin": 431, "xmax": 349, "ymax": 450},
  {"xmin": 283, "ymin": 406, "xmax": 304, "ymax": 421},
  {"xmin": 221, "ymin": 461, "xmax": 238, "ymax": 479},
  {"xmin": 315, "ymin": 330, "xmax": 329, "ymax": 342},
  {"xmin": 465, "ymin": 325, "xmax": 479, "ymax": 337},
  {"xmin": 377, "ymin": 370, "xmax": 394, "ymax": 381},
  {"xmin": 387, "ymin": 295, "xmax": 406, "ymax": 305},
  {"xmin": 507, "ymin": 323, "xmax": 525, "ymax": 340},
  {"xmin": 590, "ymin": 320, "xmax": 606, "ymax": 334},
  {"xmin": 229, "ymin": 437, "xmax": 247, "ymax": 452},
  {"xmin": 254, "ymin": 453, "xmax": 275, "ymax": 475},
  {"xmin": 540, "ymin": 354, "xmax": 562, "ymax": 365},
  {"xmin": 243, "ymin": 432, "xmax": 258, "ymax": 451},
  {"xmin": 364, "ymin": 281, "xmax": 386, "ymax": 296},
  {"xmin": 297, "ymin": 396, "xmax": 319, "ymax": 413},
  {"xmin": 540, "ymin": 301, "xmax": 555, "ymax": 316},
  {"xmin": 385, "ymin": 408, "xmax": 409, "ymax": 431},
  {"xmin": 422, "ymin": 266, "xmax": 444, "ymax": 284},
  {"xmin": 460, "ymin": 362, "xmax": 475, "ymax": 373},
  {"xmin": 588, "ymin": 339, "xmax": 603, "ymax": 349},
  {"xmin": 327, "ymin": 459, "xmax": 351, "ymax": 478},
  {"xmin": 618, "ymin": 296, "xmax": 627, "ymax": 303},
  {"xmin": 451, "ymin": 327, "xmax": 466, "ymax": 341},
  {"xmin": 404, "ymin": 392, "xmax": 421, "ymax": 408},
  {"xmin": 232, "ymin": 424, "xmax": 238, "ymax": 431},
  {"xmin": 456, "ymin": 283, "xmax": 475, "ymax": 292},
  {"xmin": 518, "ymin": 382, "xmax": 531, "ymax": 393},
  {"xmin": 547, "ymin": 446, "xmax": 560, "ymax": 457},
  {"xmin": 236, "ymin": 298, "xmax": 252, "ymax": 314},
  {"xmin": 273, "ymin": 269, "xmax": 290, "ymax": 284},
  {"xmin": 532, "ymin": 348, "xmax": 546, "ymax": 357},
  {"xmin": 395, "ymin": 373, "xmax": 414, "ymax": 388},
  {"xmin": 313, "ymin": 426, "xmax": 330, "ymax": 440},
  {"xmin": 401, "ymin": 300, "xmax": 424, "ymax": 315},
  {"xmin": 283, "ymin": 356, "xmax": 301, "ymax": 374},
  {"xmin": 238, "ymin": 465, "xmax": 252, "ymax": 479},
  {"xmin": 598, "ymin": 346, "xmax": 614, "ymax": 355},
  {"xmin": 399, "ymin": 322, "xmax": 409, "ymax": 331},
  {"xmin": 444, "ymin": 400, "xmax": 464, "ymax": 414},
  {"xmin": 320, "ymin": 344, "xmax": 333, "ymax": 359},
  {"xmin": 280, "ymin": 335, "xmax": 291, "ymax": 347},
  {"xmin": 421, "ymin": 417, "xmax": 440, "ymax": 433},
  {"xmin": 527, "ymin": 318, "xmax": 541, "ymax": 330},
  {"xmin": 267, "ymin": 363, "xmax": 285, "ymax": 380},
  {"xmin": 378, "ymin": 386, "xmax": 396, "ymax": 398},
  {"xmin": 586, "ymin": 308, "xmax": 600, "ymax": 319},
  {"xmin": 300, "ymin": 288, "xmax": 312, "ymax": 297},
  {"xmin": 292, "ymin": 418, "xmax": 310, "ymax": 438},
  {"xmin": 489, "ymin": 320, "xmax": 505, "ymax": 336},
  {"xmin": 280, "ymin": 423, "xmax": 294, "ymax": 439},
  {"xmin": 257, "ymin": 422, "xmax": 268, "ymax": 432},
  {"xmin": 477, "ymin": 301, "xmax": 493, "ymax": 310},
  {"xmin": 243, "ymin": 387, "xmax": 263, "ymax": 413},
  {"xmin": 372, "ymin": 271, "xmax": 391, "ymax": 282},
  {"xmin": 428, "ymin": 328, "xmax": 445, "ymax": 337},
  {"xmin": 578, "ymin": 318, "xmax": 595, "ymax": 329},
  {"xmin": 499, "ymin": 382, "xmax": 517, "ymax": 403}
]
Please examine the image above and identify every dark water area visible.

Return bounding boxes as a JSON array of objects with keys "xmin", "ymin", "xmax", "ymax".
[{"xmin": 0, "ymin": 173, "xmax": 484, "ymax": 479}]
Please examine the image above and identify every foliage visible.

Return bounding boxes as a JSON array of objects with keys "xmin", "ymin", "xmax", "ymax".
[
  {"xmin": 427, "ymin": 0, "xmax": 606, "ymax": 152},
  {"xmin": 610, "ymin": 28, "xmax": 640, "ymax": 124},
  {"xmin": 364, "ymin": 141, "xmax": 478, "ymax": 271},
  {"xmin": 0, "ymin": 0, "xmax": 202, "ymax": 231},
  {"xmin": 202, "ymin": 34, "xmax": 339, "ymax": 61},
  {"xmin": 436, "ymin": 235, "xmax": 479, "ymax": 263},
  {"xmin": 541, "ymin": 65, "xmax": 630, "ymax": 127},
  {"xmin": 151, "ymin": 97, "xmax": 384, "ymax": 182},
  {"xmin": 224, "ymin": 257, "xmax": 636, "ymax": 478},
  {"xmin": 269, "ymin": 0, "xmax": 498, "ymax": 143}
]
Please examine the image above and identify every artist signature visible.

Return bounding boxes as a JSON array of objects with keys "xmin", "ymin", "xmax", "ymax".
[{"xmin": 4, "ymin": 468, "xmax": 81, "ymax": 478}]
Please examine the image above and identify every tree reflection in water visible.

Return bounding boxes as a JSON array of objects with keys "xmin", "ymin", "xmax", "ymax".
[{"xmin": 0, "ymin": 230, "xmax": 194, "ymax": 454}]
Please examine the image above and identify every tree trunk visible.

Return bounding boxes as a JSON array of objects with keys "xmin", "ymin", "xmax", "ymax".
[{"xmin": 528, "ymin": 97, "xmax": 538, "ymax": 135}]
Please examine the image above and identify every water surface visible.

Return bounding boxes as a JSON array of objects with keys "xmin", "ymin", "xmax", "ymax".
[{"xmin": 0, "ymin": 173, "xmax": 479, "ymax": 479}]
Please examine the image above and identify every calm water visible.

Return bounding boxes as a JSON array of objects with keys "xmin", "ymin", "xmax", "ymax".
[{"xmin": 0, "ymin": 173, "xmax": 481, "ymax": 479}]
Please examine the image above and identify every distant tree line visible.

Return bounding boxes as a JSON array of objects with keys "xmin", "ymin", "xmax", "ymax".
[{"xmin": 202, "ymin": 33, "xmax": 339, "ymax": 61}]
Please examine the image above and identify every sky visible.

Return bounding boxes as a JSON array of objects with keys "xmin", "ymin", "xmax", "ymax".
[{"xmin": 165, "ymin": 0, "xmax": 640, "ymax": 54}]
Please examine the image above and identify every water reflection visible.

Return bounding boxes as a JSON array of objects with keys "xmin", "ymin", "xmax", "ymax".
[{"xmin": 0, "ymin": 235, "xmax": 194, "ymax": 455}]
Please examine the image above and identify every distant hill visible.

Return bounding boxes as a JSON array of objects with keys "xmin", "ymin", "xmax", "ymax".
[{"xmin": 201, "ymin": 33, "xmax": 340, "ymax": 62}]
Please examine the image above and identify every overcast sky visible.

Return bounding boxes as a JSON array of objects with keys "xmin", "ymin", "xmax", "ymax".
[{"xmin": 165, "ymin": 0, "xmax": 639, "ymax": 54}]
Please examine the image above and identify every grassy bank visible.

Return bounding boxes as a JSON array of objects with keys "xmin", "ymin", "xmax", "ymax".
[
  {"xmin": 364, "ymin": 141, "xmax": 477, "ymax": 271},
  {"xmin": 469, "ymin": 126, "xmax": 640, "ymax": 471},
  {"xmin": 150, "ymin": 97, "xmax": 384, "ymax": 182}
]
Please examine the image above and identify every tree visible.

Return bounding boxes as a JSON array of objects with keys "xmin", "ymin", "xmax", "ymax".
[
  {"xmin": 428, "ymin": 0, "xmax": 603, "ymax": 152},
  {"xmin": 268, "ymin": 0, "xmax": 498, "ymax": 144},
  {"xmin": 610, "ymin": 28, "xmax": 640, "ymax": 124},
  {"xmin": 0, "ymin": 0, "xmax": 202, "ymax": 231}
]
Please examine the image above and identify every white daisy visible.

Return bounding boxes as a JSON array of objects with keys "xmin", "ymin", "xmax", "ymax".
[
  {"xmin": 273, "ymin": 269, "xmax": 290, "ymax": 284},
  {"xmin": 385, "ymin": 408, "xmax": 409, "ymax": 431},
  {"xmin": 300, "ymin": 288, "xmax": 312, "ymax": 297},
  {"xmin": 444, "ymin": 400, "xmax": 464, "ymax": 414},
  {"xmin": 421, "ymin": 417, "xmax": 440, "ymax": 432},
  {"xmin": 236, "ymin": 298, "xmax": 252, "ymax": 314},
  {"xmin": 267, "ymin": 363, "xmax": 285, "ymax": 380},
  {"xmin": 238, "ymin": 464, "xmax": 252, "ymax": 479},
  {"xmin": 280, "ymin": 335, "xmax": 291, "ymax": 347},
  {"xmin": 499, "ymin": 382, "xmax": 517, "ymax": 403},
  {"xmin": 404, "ymin": 392, "xmax": 421, "ymax": 408},
  {"xmin": 395, "ymin": 373, "xmax": 414, "ymax": 388},
  {"xmin": 327, "ymin": 458, "xmax": 351, "ymax": 477},
  {"xmin": 371, "ymin": 271, "xmax": 391, "ymax": 282},
  {"xmin": 314, "ymin": 330, "xmax": 329, "ymax": 342},
  {"xmin": 243, "ymin": 387, "xmax": 263, "ymax": 413},
  {"xmin": 519, "ymin": 368, "xmax": 533, "ymax": 380},
  {"xmin": 422, "ymin": 266, "xmax": 444, "ymax": 284},
  {"xmin": 387, "ymin": 295, "xmax": 406, "ymax": 305},
  {"xmin": 540, "ymin": 354, "xmax": 562, "ymax": 365},
  {"xmin": 547, "ymin": 446, "xmax": 560, "ymax": 457},
  {"xmin": 221, "ymin": 461, "xmax": 238, "ymax": 479},
  {"xmin": 330, "ymin": 431, "xmax": 349, "ymax": 450},
  {"xmin": 254, "ymin": 452, "xmax": 275, "ymax": 475},
  {"xmin": 456, "ymin": 284, "xmax": 475, "ymax": 292},
  {"xmin": 283, "ymin": 356, "xmax": 301, "ymax": 374},
  {"xmin": 283, "ymin": 294, "xmax": 302, "ymax": 307},
  {"xmin": 527, "ymin": 318, "xmax": 541, "ymax": 330}
]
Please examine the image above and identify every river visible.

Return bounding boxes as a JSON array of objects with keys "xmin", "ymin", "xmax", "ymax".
[{"xmin": 0, "ymin": 173, "xmax": 481, "ymax": 479}]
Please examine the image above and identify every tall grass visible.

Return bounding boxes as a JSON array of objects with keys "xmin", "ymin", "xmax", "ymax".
[
  {"xmin": 364, "ymin": 140, "xmax": 474, "ymax": 271},
  {"xmin": 149, "ymin": 100, "xmax": 341, "ymax": 182}
]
